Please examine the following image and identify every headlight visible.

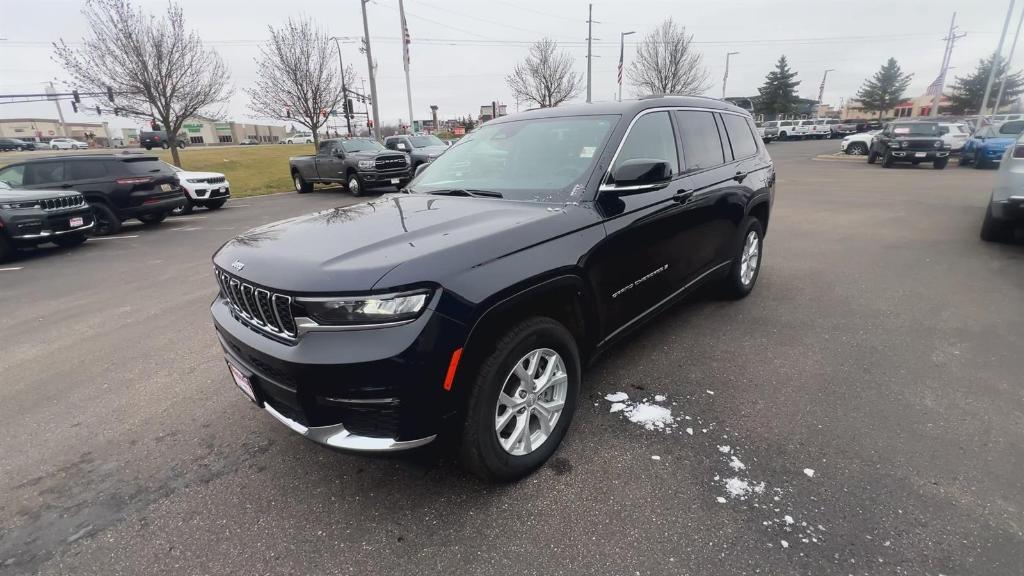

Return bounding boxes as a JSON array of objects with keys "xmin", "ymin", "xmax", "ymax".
[
  {"xmin": 934, "ymin": 140, "xmax": 942, "ymax": 148},
  {"xmin": 186, "ymin": 178, "xmax": 202, "ymax": 183},
  {"xmin": 0, "ymin": 201, "xmax": 41, "ymax": 209},
  {"xmin": 357, "ymin": 160, "xmax": 375, "ymax": 169},
  {"xmin": 298, "ymin": 290, "xmax": 431, "ymax": 326}
]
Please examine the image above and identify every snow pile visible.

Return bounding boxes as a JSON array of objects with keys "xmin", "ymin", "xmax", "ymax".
[
  {"xmin": 723, "ymin": 477, "xmax": 765, "ymax": 499},
  {"xmin": 729, "ymin": 456, "xmax": 746, "ymax": 471},
  {"xmin": 803, "ymin": 468, "xmax": 815, "ymax": 478},
  {"xmin": 603, "ymin": 392, "xmax": 676, "ymax": 432},
  {"xmin": 604, "ymin": 392, "xmax": 629, "ymax": 402}
]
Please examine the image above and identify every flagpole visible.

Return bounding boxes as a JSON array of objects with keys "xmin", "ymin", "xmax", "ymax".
[{"xmin": 399, "ymin": 0, "xmax": 415, "ymax": 134}]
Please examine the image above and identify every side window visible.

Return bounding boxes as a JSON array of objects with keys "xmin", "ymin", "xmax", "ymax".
[
  {"xmin": 611, "ymin": 111, "xmax": 679, "ymax": 177},
  {"xmin": 721, "ymin": 114, "xmax": 759, "ymax": 159},
  {"xmin": 23, "ymin": 162, "xmax": 65, "ymax": 186},
  {"xmin": 66, "ymin": 160, "xmax": 107, "ymax": 180},
  {"xmin": 674, "ymin": 110, "xmax": 725, "ymax": 172},
  {"xmin": 331, "ymin": 141, "xmax": 346, "ymax": 155},
  {"xmin": 384, "ymin": 139, "xmax": 397, "ymax": 150},
  {"xmin": 317, "ymin": 140, "xmax": 333, "ymax": 155},
  {"xmin": 0, "ymin": 165, "xmax": 25, "ymax": 187}
]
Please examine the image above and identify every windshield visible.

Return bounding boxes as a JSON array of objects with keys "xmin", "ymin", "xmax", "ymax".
[
  {"xmin": 409, "ymin": 135, "xmax": 445, "ymax": 148},
  {"xmin": 998, "ymin": 120, "xmax": 1024, "ymax": 135},
  {"xmin": 892, "ymin": 123, "xmax": 939, "ymax": 136},
  {"xmin": 342, "ymin": 139, "xmax": 385, "ymax": 153},
  {"xmin": 409, "ymin": 114, "xmax": 617, "ymax": 203}
]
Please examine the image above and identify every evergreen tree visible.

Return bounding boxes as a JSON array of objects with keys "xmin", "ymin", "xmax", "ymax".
[
  {"xmin": 757, "ymin": 56, "xmax": 801, "ymax": 117},
  {"xmin": 949, "ymin": 55, "xmax": 1024, "ymax": 115},
  {"xmin": 856, "ymin": 58, "xmax": 913, "ymax": 120}
]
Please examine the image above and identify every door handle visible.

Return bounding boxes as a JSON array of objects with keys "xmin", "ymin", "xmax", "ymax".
[
  {"xmin": 732, "ymin": 171, "xmax": 747, "ymax": 183},
  {"xmin": 61, "ymin": 183, "xmax": 74, "ymax": 188},
  {"xmin": 673, "ymin": 190, "xmax": 693, "ymax": 203}
]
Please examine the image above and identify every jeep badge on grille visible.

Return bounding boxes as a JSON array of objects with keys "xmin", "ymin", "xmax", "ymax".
[{"xmin": 231, "ymin": 260, "xmax": 245, "ymax": 271}]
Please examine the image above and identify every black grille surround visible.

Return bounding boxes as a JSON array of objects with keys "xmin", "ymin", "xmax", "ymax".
[
  {"xmin": 215, "ymin": 268, "xmax": 298, "ymax": 341},
  {"xmin": 374, "ymin": 154, "xmax": 408, "ymax": 170},
  {"xmin": 41, "ymin": 195, "xmax": 86, "ymax": 211}
]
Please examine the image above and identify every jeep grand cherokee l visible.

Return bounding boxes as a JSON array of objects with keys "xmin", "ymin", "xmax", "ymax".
[
  {"xmin": 0, "ymin": 154, "xmax": 185, "ymax": 235},
  {"xmin": 212, "ymin": 96, "xmax": 775, "ymax": 481},
  {"xmin": 0, "ymin": 180, "xmax": 94, "ymax": 262}
]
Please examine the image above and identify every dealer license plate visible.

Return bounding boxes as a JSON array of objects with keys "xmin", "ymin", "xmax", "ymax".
[
  {"xmin": 391, "ymin": 178, "xmax": 400, "ymax": 184},
  {"xmin": 227, "ymin": 363, "xmax": 257, "ymax": 402},
  {"xmin": 69, "ymin": 216, "xmax": 84, "ymax": 228},
  {"xmin": 161, "ymin": 183, "xmax": 172, "ymax": 192},
  {"xmin": 915, "ymin": 152, "xmax": 926, "ymax": 158}
]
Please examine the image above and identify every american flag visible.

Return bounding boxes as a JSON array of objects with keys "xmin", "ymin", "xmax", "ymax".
[
  {"xmin": 617, "ymin": 41, "xmax": 624, "ymax": 85},
  {"xmin": 401, "ymin": 3, "xmax": 411, "ymax": 71},
  {"xmin": 925, "ymin": 70, "xmax": 946, "ymax": 97}
]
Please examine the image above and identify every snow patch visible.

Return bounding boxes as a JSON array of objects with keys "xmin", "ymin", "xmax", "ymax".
[
  {"xmin": 716, "ymin": 497, "xmax": 727, "ymax": 504},
  {"xmin": 685, "ymin": 427, "xmax": 693, "ymax": 435},
  {"xmin": 609, "ymin": 402, "xmax": 627, "ymax": 413},
  {"xmin": 651, "ymin": 455, "xmax": 661, "ymax": 461},
  {"xmin": 654, "ymin": 394, "xmax": 667, "ymax": 402},
  {"xmin": 729, "ymin": 456, "xmax": 746, "ymax": 471},
  {"xmin": 780, "ymin": 540, "xmax": 789, "ymax": 549},
  {"xmin": 604, "ymin": 392, "xmax": 629, "ymax": 402},
  {"xmin": 718, "ymin": 445, "xmax": 732, "ymax": 454},
  {"xmin": 803, "ymin": 468, "xmax": 815, "ymax": 478},
  {"xmin": 626, "ymin": 403, "xmax": 674, "ymax": 430},
  {"xmin": 784, "ymin": 515, "xmax": 794, "ymax": 525}
]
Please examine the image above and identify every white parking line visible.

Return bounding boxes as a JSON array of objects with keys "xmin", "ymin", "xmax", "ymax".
[
  {"xmin": 170, "ymin": 227, "xmax": 202, "ymax": 231},
  {"xmin": 228, "ymin": 204, "xmax": 251, "ymax": 207},
  {"xmin": 0, "ymin": 267, "xmax": 23, "ymax": 272},
  {"xmin": 90, "ymin": 235, "xmax": 140, "ymax": 240},
  {"xmin": 170, "ymin": 215, "xmax": 207, "ymax": 221}
]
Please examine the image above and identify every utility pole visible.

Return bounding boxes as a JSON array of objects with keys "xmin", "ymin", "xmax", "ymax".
[
  {"xmin": 817, "ymin": 69, "xmax": 835, "ymax": 113},
  {"xmin": 979, "ymin": 0, "xmax": 1016, "ymax": 128},
  {"xmin": 398, "ymin": 0, "xmax": 414, "ymax": 134},
  {"xmin": 930, "ymin": 13, "xmax": 965, "ymax": 117},
  {"xmin": 46, "ymin": 81, "xmax": 69, "ymax": 137},
  {"xmin": 586, "ymin": 4, "xmax": 599, "ymax": 103},
  {"xmin": 331, "ymin": 37, "xmax": 353, "ymax": 136},
  {"xmin": 722, "ymin": 51, "xmax": 739, "ymax": 99},
  {"xmin": 618, "ymin": 30, "xmax": 635, "ymax": 102},
  {"xmin": 995, "ymin": 6, "xmax": 1024, "ymax": 114},
  {"xmin": 360, "ymin": 0, "xmax": 381, "ymax": 140}
]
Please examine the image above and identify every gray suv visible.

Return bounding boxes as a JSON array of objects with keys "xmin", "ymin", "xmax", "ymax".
[{"xmin": 383, "ymin": 134, "xmax": 449, "ymax": 169}]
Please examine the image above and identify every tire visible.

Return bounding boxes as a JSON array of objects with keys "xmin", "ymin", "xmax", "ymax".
[
  {"xmin": 460, "ymin": 317, "xmax": 581, "ymax": 482},
  {"xmin": 347, "ymin": 174, "xmax": 364, "ymax": 197},
  {"xmin": 89, "ymin": 202, "xmax": 121, "ymax": 236},
  {"xmin": 15, "ymin": 146, "xmax": 23, "ymax": 151},
  {"xmin": 974, "ymin": 156, "xmax": 988, "ymax": 169},
  {"xmin": 847, "ymin": 142, "xmax": 868, "ymax": 155},
  {"xmin": 867, "ymin": 149, "xmax": 878, "ymax": 164},
  {"xmin": 51, "ymin": 145, "xmax": 59, "ymax": 150},
  {"xmin": 0, "ymin": 234, "xmax": 15, "ymax": 263},
  {"xmin": 144, "ymin": 145, "xmax": 153, "ymax": 151},
  {"xmin": 205, "ymin": 198, "xmax": 226, "ymax": 210},
  {"xmin": 138, "ymin": 212, "xmax": 167, "ymax": 225},
  {"xmin": 173, "ymin": 198, "xmax": 194, "ymax": 215},
  {"xmin": 161, "ymin": 142, "xmax": 169, "ymax": 150},
  {"xmin": 933, "ymin": 158, "xmax": 948, "ymax": 170},
  {"xmin": 293, "ymin": 172, "xmax": 313, "ymax": 193},
  {"xmin": 779, "ymin": 131, "xmax": 788, "ymax": 141},
  {"xmin": 980, "ymin": 204, "xmax": 1007, "ymax": 242},
  {"xmin": 722, "ymin": 217, "xmax": 764, "ymax": 299},
  {"xmin": 52, "ymin": 233, "xmax": 88, "ymax": 248},
  {"xmin": 176, "ymin": 141, "xmax": 186, "ymax": 149},
  {"xmin": 882, "ymin": 150, "xmax": 894, "ymax": 168},
  {"xmin": 958, "ymin": 153, "xmax": 970, "ymax": 166}
]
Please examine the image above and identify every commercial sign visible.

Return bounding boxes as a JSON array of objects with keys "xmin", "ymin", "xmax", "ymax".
[{"xmin": 184, "ymin": 123, "xmax": 203, "ymax": 133}]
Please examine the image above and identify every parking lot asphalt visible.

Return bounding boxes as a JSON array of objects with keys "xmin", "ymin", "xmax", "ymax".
[{"xmin": 2, "ymin": 140, "xmax": 1022, "ymax": 576}]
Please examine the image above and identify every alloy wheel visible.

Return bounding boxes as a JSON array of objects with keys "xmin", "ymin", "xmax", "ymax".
[
  {"xmin": 494, "ymin": 348, "xmax": 568, "ymax": 456},
  {"xmin": 739, "ymin": 230, "xmax": 760, "ymax": 286}
]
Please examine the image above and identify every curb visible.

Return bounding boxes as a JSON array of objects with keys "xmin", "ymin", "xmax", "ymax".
[{"xmin": 814, "ymin": 153, "xmax": 866, "ymax": 163}]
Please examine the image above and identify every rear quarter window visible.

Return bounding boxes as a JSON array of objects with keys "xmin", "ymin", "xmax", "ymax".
[
  {"xmin": 118, "ymin": 159, "xmax": 172, "ymax": 176},
  {"xmin": 721, "ymin": 114, "xmax": 759, "ymax": 159},
  {"xmin": 66, "ymin": 160, "xmax": 108, "ymax": 180}
]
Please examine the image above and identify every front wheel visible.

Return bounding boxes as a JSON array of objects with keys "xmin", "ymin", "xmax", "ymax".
[
  {"xmin": 958, "ymin": 153, "xmax": 970, "ymax": 166},
  {"xmin": 933, "ymin": 158, "xmax": 948, "ymax": 170},
  {"xmin": 974, "ymin": 156, "xmax": 988, "ymax": 169},
  {"xmin": 172, "ymin": 198, "xmax": 194, "ymax": 215},
  {"xmin": 161, "ymin": 142, "xmax": 169, "ymax": 150},
  {"xmin": 882, "ymin": 150, "xmax": 894, "ymax": 168},
  {"xmin": 52, "ymin": 233, "xmax": 88, "ymax": 248},
  {"xmin": 847, "ymin": 142, "xmax": 868, "ymax": 155},
  {"xmin": 867, "ymin": 149, "xmax": 878, "ymax": 164},
  {"xmin": 722, "ymin": 218, "xmax": 764, "ymax": 299},
  {"xmin": 347, "ymin": 174, "xmax": 364, "ymax": 197},
  {"xmin": 205, "ymin": 198, "xmax": 226, "ymax": 210},
  {"xmin": 138, "ymin": 212, "xmax": 167, "ymax": 225},
  {"xmin": 460, "ymin": 317, "xmax": 580, "ymax": 482}
]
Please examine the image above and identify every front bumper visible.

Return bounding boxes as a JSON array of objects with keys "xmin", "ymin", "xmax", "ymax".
[
  {"xmin": 182, "ymin": 181, "xmax": 231, "ymax": 202},
  {"xmin": 890, "ymin": 149, "xmax": 949, "ymax": 161},
  {"xmin": 990, "ymin": 195, "xmax": 1024, "ymax": 221},
  {"xmin": 3, "ymin": 205, "xmax": 95, "ymax": 243},
  {"xmin": 358, "ymin": 168, "xmax": 411, "ymax": 188},
  {"xmin": 211, "ymin": 293, "xmax": 467, "ymax": 451}
]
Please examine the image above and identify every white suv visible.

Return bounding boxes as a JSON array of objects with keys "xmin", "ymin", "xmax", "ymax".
[
  {"xmin": 49, "ymin": 137, "xmax": 88, "ymax": 150},
  {"xmin": 167, "ymin": 164, "xmax": 230, "ymax": 214},
  {"xmin": 939, "ymin": 122, "xmax": 969, "ymax": 152},
  {"xmin": 284, "ymin": 133, "xmax": 314, "ymax": 144},
  {"xmin": 763, "ymin": 120, "xmax": 799, "ymax": 140}
]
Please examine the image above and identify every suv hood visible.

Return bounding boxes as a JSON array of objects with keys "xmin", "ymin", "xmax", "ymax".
[
  {"xmin": 977, "ymin": 137, "xmax": 1016, "ymax": 148},
  {"xmin": 0, "ymin": 188, "xmax": 81, "ymax": 203},
  {"xmin": 415, "ymin": 145, "xmax": 449, "ymax": 156},
  {"xmin": 213, "ymin": 194, "xmax": 581, "ymax": 293},
  {"xmin": 176, "ymin": 170, "xmax": 225, "ymax": 179}
]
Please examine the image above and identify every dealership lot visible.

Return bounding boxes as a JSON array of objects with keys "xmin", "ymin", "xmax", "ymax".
[{"xmin": 2, "ymin": 140, "xmax": 1022, "ymax": 575}]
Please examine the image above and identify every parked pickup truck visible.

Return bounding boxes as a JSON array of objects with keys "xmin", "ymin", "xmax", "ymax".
[{"xmin": 289, "ymin": 138, "xmax": 412, "ymax": 196}]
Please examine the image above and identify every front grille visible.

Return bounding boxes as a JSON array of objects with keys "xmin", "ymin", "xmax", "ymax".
[
  {"xmin": 41, "ymin": 196, "xmax": 85, "ymax": 211},
  {"xmin": 201, "ymin": 176, "xmax": 226, "ymax": 184},
  {"xmin": 374, "ymin": 155, "xmax": 408, "ymax": 170},
  {"xmin": 215, "ymin": 269, "xmax": 297, "ymax": 339}
]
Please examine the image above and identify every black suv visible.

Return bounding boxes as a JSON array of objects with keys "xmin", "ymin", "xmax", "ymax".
[
  {"xmin": 289, "ymin": 138, "xmax": 411, "ymax": 196},
  {"xmin": 0, "ymin": 180, "xmax": 94, "ymax": 262},
  {"xmin": 140, "ymin": 131, "xmax": 186, "ymax": 150},
  {"xmin": 0, "ymin": 154, "xmax": 185, "ymax": 235},
  {"xmin": 867, "ymin": 120, "xmax": 950, "ymax": 169},
  {"xmin": 213, "ymin": 97, "xmax": 774, "ymax": 480},
  {"xmin": 0, "ymin": 138, "xmax": 37, "ymax": 152}
]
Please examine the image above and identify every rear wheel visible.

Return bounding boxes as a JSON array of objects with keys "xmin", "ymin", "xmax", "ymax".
[
  {"xmin": 293, "ymin": 172, "xmax": 313, "ymax": 193},
  {"xmin": 974, "ymin": 156, "xmax": 988, "ymax": 169},
  {"xmin": 958, "ymin": 153, "xmax": 970, "ymax": 166},
  {"xmin": 980, "ymin": 204, "xmax": 1008, "ymax": 242},
  {"xmin": 172, "ymin": 198, "xmax": 194, "ymax": 215},
  {"xmin": 52, "ymin": 233, "xmax": 88, "ymax": 248},
  {"xmin": 347, "ymin": 174, "xmax": 364, "ymax": 197},
  {"xmin": 882, "ymin": 150, "xmax": 894, "ymax": 168},
  {"xmin": 144, "ymin": 145, "xmax": 153, "ymax": 151},
  {"xmin": 722, "ymin": 218, "xmax": 764, "ymax": 299},
  {"xmin": 0, "ymin": 234, "xmax": 15, "ymax": 263},
  {"xmin": 90, "ymin": 203, "xmax": 121, "ymax": 236},
  {"xmin": 847, "ymin": 142, "xmax": 868, "ymax": 155},
  {"xmin": 161, "ymin": 142, "xmax": 169, "ymax": 150},
  {"xmin": 867, "ymin": 149, "xmax": 878, "ymax": 164},
  {"xmin": 138, "ymin": 212, "xmax": 167, "ymax": 225},
  {"xmin": 460, "ymin": 317, "xmax": 580, "ymax": 482},
  {"xmin": 205, "ymin": 198, "xmax": 226, "ymax": 210}
]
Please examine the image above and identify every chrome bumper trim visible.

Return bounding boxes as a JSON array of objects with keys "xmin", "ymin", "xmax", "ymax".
[
  {"xmin": 12, "ymin": 221, "xmax": 94, "ymax": 239},
  {"xmin": 263, "ymin": 402, "xmax": 436, "ymax": 452}
]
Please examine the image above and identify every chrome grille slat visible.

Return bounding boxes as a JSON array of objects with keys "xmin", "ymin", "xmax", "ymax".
[
  {"xmin": 215, "ymin": 269, "xmax": 297, "ymax": 340},
  {"xmin": 41, "ymin": 195, "xmax": 84, "ymax": 211}
]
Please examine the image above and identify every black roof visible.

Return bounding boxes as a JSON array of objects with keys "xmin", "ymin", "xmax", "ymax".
[{"xmin": 490, "ymin": 96, "xmax": 751, "ymax": 124}]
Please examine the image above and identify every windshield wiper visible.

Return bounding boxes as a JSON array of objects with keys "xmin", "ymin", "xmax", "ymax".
[{"xmin": 426, "ymin": 188, "xmax": 503, "ymax": 198}]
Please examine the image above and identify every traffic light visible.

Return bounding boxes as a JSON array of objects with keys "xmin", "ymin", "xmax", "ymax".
[
  {"xmin": 106, "ymin": 86, "xmax": 115, "ymax": 102},
  {"xmin": 73, "ymin": 90, "xmax": 81, "ymax": 103},
  {"xmin": 345, "ymin": 98, "xmax": 354, "ymax": 117},
  {"xmin": 71, "ymin": 101, "xmax": 79, "ymax": 113}
]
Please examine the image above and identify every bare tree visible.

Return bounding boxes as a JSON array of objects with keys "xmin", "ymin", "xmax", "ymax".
[
  {"xmin": 53, "ymin": 0, "xmax": 232, "ymax": 166},
  {"xmin": 628, "ymin": 19, "xmax": 711, "ymax": 97},
  {"xmin": 247, "ymin": 18, "xmax": 355, "ymax": 148},
  {"xmin": 506, "ymin": 38, "xmax": 582, "ymax": 108}
]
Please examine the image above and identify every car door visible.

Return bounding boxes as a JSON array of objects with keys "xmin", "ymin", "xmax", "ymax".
[{"xmin": 589, "ymin": 110, "xmax": 690, "ymax": 340}]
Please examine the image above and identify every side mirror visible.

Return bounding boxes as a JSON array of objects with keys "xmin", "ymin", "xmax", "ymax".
[
  {"xmin": 414, "ymin": 163, "xmax": 428, "ymax": 177},
  {"xmin": 604, "ymin": 159, "xmax": 672, "ymax": 193},
  {"xmin": 334, "ymin": 150, "xmax": 345, "ymax": 158}
]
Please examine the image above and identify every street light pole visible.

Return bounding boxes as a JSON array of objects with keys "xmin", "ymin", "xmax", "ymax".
[
  {"xmin": 360, "ymin": 0, "xmax": 381, "ymax": 140},
  {"xmin": 618, "ymin": 31, "xmax": 635, "ymax": 102},
  {"xmin": 995, "ymin": 5, "xmax": 1024, "ymax": 115},
  {"xmin": 978, "ymin": 0, "xmax": 1016, "ymax": 127},
  {"xmin": 331, "ymin": 37, "xmax": 352, "ymax": 137},
  {"xmin": 722, "ymin": 51, "xmax": 739, "ymax": 99},
  {"xmin": 817, "ymin": 69, "xmax": 835, "ymax": 114}
]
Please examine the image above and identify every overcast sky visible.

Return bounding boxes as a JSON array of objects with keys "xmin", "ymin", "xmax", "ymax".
[{"xmin": 0, "ymin": 0, "xmax": 1016, "ymax": 132}]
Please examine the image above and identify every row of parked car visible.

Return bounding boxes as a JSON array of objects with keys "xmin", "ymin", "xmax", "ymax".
[
  {"xmin": 0, "ymin": 152, "xmax": 231, "ymax": 262},
  {"xmin": 0, "ymin": 137, "xmax": 91, "ymax": 151},
  {"xmin": 839, "ymin": 119, "xmax": 1024, "ymax": 170}
]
